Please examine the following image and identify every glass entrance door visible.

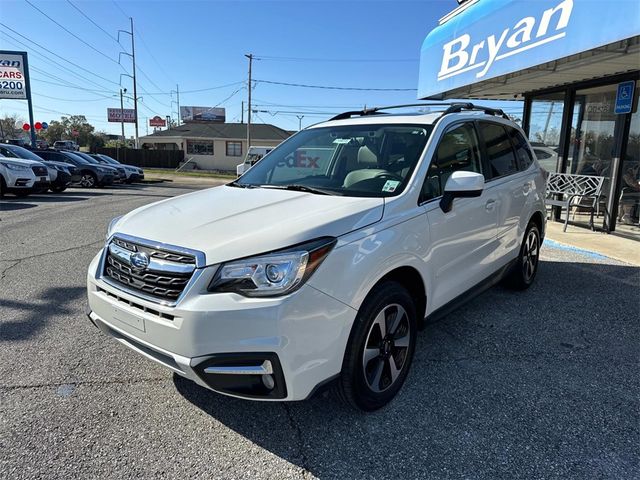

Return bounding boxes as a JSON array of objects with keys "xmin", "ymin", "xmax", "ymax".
[{"xmin": 567, "ymin": 84, "xmax": 621, "ymax": 231}]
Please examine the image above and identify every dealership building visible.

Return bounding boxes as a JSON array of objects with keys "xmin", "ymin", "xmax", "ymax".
[
  {"xmin": 139, "ymin": 122, "xmax": 291, "ymax": 171},
  {"xmin": 419, "ymin": 0, "xmax": 640, "ymax": 238}
]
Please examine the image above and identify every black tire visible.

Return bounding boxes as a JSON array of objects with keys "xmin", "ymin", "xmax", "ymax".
[
  {"xmin": 335, "ymin": 281, "xmax": 417, "ymax": 411},
  {"xmin": 505, "ymin": 223, "xmax": 541, "ymax": 290},
  {"xmin": 50, "ymin": 186, "xmax": 67, "ymax": 193}
]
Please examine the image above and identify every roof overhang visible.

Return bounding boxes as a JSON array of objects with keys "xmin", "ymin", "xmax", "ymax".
[{"xmin": 418, "ymin": 0, "xmax": 640, "ymax": 100}]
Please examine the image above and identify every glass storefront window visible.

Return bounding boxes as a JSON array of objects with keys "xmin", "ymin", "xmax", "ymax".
[
  {"xmin": 615, "ymin": 80, "xmax": 640, "ymax": 238},
  {"xmin": 527, "ymin": 92, "xmax": 564, "ymax": 173}
]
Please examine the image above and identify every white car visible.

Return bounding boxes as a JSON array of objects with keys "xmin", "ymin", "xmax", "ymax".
[
  {"xmin": 87, "ymin": 104, "xmax": 546, "ymax": 411},
  {"xmin": 0, "ymin": 156, "xmax": 50, "ymax": 197}
]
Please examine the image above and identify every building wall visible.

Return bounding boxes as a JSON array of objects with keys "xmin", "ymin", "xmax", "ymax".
[{"xmin": 140, "ymin": 137, "xmax": 285, "ymax": 171}]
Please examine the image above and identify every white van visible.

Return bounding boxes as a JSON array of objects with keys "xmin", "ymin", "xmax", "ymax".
[{"xmin": 236, "ymin": 146, "xmax": 273, "ymax": 176}]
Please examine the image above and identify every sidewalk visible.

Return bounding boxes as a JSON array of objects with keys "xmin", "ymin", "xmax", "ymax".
[{"xmin": 544, "ymin": 220, "xmax": 640, "ymax": 266}]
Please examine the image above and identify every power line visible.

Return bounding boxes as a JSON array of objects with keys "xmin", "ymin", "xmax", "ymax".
[
  {"xmin": 255, "ymin": 79, "xmax": 416, "ymax": 92},
  {"xmin": 255, "ymin": 55, "xmax": 417, "ymax": 63},
  {"xmin": 24, "ymin": 0, "xmax": 122, "ymax": 67},
  {"xmin": 65, "ymin": 0, "xmax": 120, "ymax": 43},
  {"xmin": 138, "ymin": 81, "xmax": 246, "ymax": 96},
  {"xmin": 111, "ymin": 0, "xmax": 129, "ymax": 19},
  {"xmin": 0, "ymin": 24, "xmax": 121, "ymax": 87},
  {"xmin": 30, "ymin": 77, "xmax": 115, "ymax": 94},
  {"xmin": 29, "ymin": 66, "xmax": 115, "ymax": 99}
]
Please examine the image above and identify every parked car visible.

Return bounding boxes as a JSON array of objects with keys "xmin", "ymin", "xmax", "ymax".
[
  {"xmin": 72, "ymin": 152, "xmax": 124, "ymax": 183},
  {"xmin": 0, "ymin": 144, "xmax": 77, "ymax": 193},
  {"xmin": 89, "ymin": 154, "xmax": 144, "ymax": 183},
  {"xmin": 87, "ymin": 104, "xmax": 546, "ymax": 411},
  {"xmin": 53, "ymin": 140, "xmax": 79, "ymax": 151},
  {"xmin": 36, "ymin": 139, "xmax": 49, "ymax": 149},
  {"xmin": 0, "ymin": 155, "xmax": 49, "ymax": 197},
  {"xmin": 34, "ymin": 150, "xmax": 114, "ymax": 188},
  {"xmin": 531, "ymin": 145, "xmax": 559, "ymax": 173}
]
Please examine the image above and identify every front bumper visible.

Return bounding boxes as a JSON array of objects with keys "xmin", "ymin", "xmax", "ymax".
[
  {"xmin": 51, "ymin": 171, "xmax": 72, "ymax": 188},
  {"xmin": 97, "ymin": 173, "xmax": 115, "ymax": 185},
  {"xmin": 86, "ymin": 249, "xmax": 356, "ymax": 401}
]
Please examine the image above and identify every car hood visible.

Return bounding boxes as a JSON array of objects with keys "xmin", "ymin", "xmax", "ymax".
[
  {"xmin": 0, "ymin": 157, "xmax": 44, "ymax": 167},
  {"xmin": 112, "ymin": 185, "xmax": 384, "ymax": 265}
]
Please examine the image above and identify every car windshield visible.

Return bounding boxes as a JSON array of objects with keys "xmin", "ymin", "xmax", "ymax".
[
  {"xmin": 75, "ymin": 152, "xmax": 100, "ymax": 164},
  {"xmin": 3, "ymin": 145, "xmax": 44, "ymax": 161},
  {"xmin": 99, "ymin": 155, "xmax": 120, "ymax": 165},
  {"xmin": 235, "ymin": 124, "xmax": 432, "ymax": 197},
  {"xmin": 64, "ymin": 152, "xmax": 90, "ymax": 164}
]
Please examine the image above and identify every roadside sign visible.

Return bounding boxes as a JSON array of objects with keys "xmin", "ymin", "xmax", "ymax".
[
  {"xmin": 149, "ymin": 115, "xmax": 166, "ymax": 127},
  {"xmin": 108, "ymin": 108, "xmax": 136, "ymax": 123},
  {"xmin": 0, "ymin": 52, "xmax": 27, "ymax": 99},
  {"xmin": 614, "ymin": 81, "xmax": 635, "ymax": 114},
  {"xmin": 22, "ymin": 123, "xmax": 30, "ymax": 131}
]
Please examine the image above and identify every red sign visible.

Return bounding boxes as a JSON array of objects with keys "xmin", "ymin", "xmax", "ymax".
[
  {"xmin": 149, "ymin": 115, "xmax": 166, "ymax": 127},
  {"xmin": 22, "ymin": 123, "xmax": 30, "ymax": 131},
  {"xmin": 34, "ymin": 122, "xmax": 42, "ymax": 130}
]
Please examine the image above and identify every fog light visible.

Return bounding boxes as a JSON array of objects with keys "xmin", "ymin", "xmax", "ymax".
[{"xmin": 262, "ymin": 374, "xmax": 275, "ymax": 390}]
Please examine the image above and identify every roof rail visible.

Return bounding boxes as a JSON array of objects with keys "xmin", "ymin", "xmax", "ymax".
[
  {"xmin": 437, "ymin": 102, "xmax": 510, "ymax": 119},
  {"xmin": 329, "ymin": 103, "xmax": 457, "ymax": 121},
  {"xmin": 329, "ymin": 102, "xmax": 510, "ymax": 121}
]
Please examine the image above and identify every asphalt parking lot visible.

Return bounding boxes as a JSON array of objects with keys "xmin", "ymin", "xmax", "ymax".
[{"xmin": 1, "ymin": 181, "xmax": 638, "ymax": 480}]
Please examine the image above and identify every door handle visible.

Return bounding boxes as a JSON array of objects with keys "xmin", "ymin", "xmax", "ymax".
[{"xmin": 485, "ymin": 199, "xmax": 496, "ymax": 211}]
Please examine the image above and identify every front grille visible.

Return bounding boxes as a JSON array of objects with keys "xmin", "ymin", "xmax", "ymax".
[
  {"xmin": 103, "ymin": 237, "xmax": 197, "ymax": 303},
  {"xmin": 31, "ymin": 165, "xmax": 48, "ymax": 177}
]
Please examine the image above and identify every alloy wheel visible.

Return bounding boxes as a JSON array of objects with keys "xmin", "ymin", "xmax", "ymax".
[
  {"xmin": 362, "ymin": 303, "xmax": 412, "ymax": 393},
  {"xmin": 81, "ymin": 174, "xmax": 95, "ymax": 188},
  {"xmin": 522, "ymin": 229, "xmax": 539, "ymax": 282}
]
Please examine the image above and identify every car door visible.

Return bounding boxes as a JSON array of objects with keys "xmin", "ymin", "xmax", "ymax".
[
  {"xmin": 477, "ymin": 122, "xmax": 531, "ymax": 263},
  {"xmin": 420, "ymin": 121, "xmax": 499, "ymax": 310}
]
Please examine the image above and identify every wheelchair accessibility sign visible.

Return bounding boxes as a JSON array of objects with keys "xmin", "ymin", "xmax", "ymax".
[{"xmin": 614, "ymin": 81, "xmax": 635, "ymax": 115}]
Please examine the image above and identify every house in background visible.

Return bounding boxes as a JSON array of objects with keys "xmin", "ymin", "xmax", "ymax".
[{"xmin": 139, "ymin": 123, "xmax": 291, "ymax": 171}]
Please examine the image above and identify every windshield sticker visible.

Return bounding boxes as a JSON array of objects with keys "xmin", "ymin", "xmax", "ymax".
[
  {"xmin": 382, "ymin": 180, "xmax": 400, "ymax": 193},
  {"xmin": 332, "ymin": 138, "xmax": 351, "ymax": 144}
]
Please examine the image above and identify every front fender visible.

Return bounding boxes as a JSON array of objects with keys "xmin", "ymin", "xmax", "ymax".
[{"xmin": 308, "ymin": 214, "xmax": 431, "ymax": 313}]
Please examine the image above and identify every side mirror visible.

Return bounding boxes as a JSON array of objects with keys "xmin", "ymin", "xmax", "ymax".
[{"xmin": 440, "ymin": 171, "xmax": 485, "ymax": 213}]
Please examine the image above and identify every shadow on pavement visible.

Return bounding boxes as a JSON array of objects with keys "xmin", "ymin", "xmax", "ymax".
[
  {"xmin": 174, "ymin": 259, "xmax": 639, "ymax": 479},
  {"xmin": 0, "ymin": 202, "xmax": 37, "ymax": 211},
  {"xmin": 0, "ymin": 286, "xmax": 86, "ymax": 342}
]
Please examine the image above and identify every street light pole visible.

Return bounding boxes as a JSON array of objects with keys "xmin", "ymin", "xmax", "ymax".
[
  {"xmin": 296, "ymin": 115, "xmax": 304, "ymax": 131},
  {"xmin": 245, "ymin": 53, "xmax": 253, "ymax": 152}
]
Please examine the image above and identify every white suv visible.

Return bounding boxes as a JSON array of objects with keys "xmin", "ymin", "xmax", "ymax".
[
  {"xmin": 0, "ymin": 155, "xmax": 50, "ymax": 197},
  {"xmin": 87, "ymin": 104, "xmax": 546, "ymax": 411}
]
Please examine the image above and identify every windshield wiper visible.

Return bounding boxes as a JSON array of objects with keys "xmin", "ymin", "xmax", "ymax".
[
  {"xmin": 261, "ymin": 184, "xmax": 332, "ymax": 195},
  {"xmin": 227, "ymin": 180, "xmax": 258, "ymax": 189}
]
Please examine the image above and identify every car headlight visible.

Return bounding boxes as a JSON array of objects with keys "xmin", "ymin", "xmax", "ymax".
[
  {"xmin": 0, "ymin": 161, "xmax": 30, "ymax": 171},
  {"xmin": 208, "ymin": 237, "xmax": 336, "ymax": 297},
  {"xmin": 98, "ymin": 167, "xmax": 111, "ymax": 173},
  {"xmin": 54, "ymin": 165, "xmax": 67, "ymax": 172},
  {"xmin": 106, "ymin": 215, "xmax": 123, "ymax": 238}
]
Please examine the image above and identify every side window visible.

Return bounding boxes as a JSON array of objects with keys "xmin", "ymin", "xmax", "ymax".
[
  {"xmin": 479, "ymin": 122, "xmax": 518, "ymax": 178},
  {"xmin": 421, "ymin": 123, "xmax": 482, "ymax": 201},
  {"xmin": 507, "ymin": 127, "xmax": 534, "ymax": 171}
]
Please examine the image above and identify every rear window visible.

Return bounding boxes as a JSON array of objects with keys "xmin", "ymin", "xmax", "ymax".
[
  {"xmin": 479, "ymin": 122, "xmax": 518, "ymax": 178},
  {"xmin": 507, "ymin": 127, "xmax": 534, "ymax": 171}
]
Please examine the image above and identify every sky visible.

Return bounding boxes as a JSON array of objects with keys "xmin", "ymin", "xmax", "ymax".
[{"xmin": 0, "ymin": 0, "xmax": 522, "ymax": 137}]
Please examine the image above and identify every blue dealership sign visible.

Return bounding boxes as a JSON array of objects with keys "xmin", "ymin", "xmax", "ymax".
[
  {"xmin": 418, "ymin": 0, "xmax": 640, "ymax": 99},
  {"xmin": 614, "ymin": 81, "xmax": 635, "ymax": 115}
]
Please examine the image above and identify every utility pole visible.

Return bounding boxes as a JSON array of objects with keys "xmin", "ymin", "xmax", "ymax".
[
  {"xmin": 130, "ymin": 17, "xmax": 139, "ymax": 149},
  {"xmin": 245, "ymin": 53, "xmax": 253, "ymax": 151},
  {"xmin": 119, "ymin": 88, "xmax": 126, "ymax": 146},
  {"xmin": 296, "ymin": 115, "xmax": 304, "ymax": 131},
  {"xmin": 241, "ymin": 101, "xmax": 244, "ymax": 124},
  {"xmin": 176, "ymin": 83, "xmax": 180, "ymax": 126}
]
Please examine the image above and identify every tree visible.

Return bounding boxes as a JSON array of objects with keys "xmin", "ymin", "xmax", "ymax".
[
  {"xmin": 0, "ymin": 114, "xmax": 26, "ymax": 141},
  {"xmin": 42, "ymin": 115, "xmax": 96, "ymax": 147}
]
